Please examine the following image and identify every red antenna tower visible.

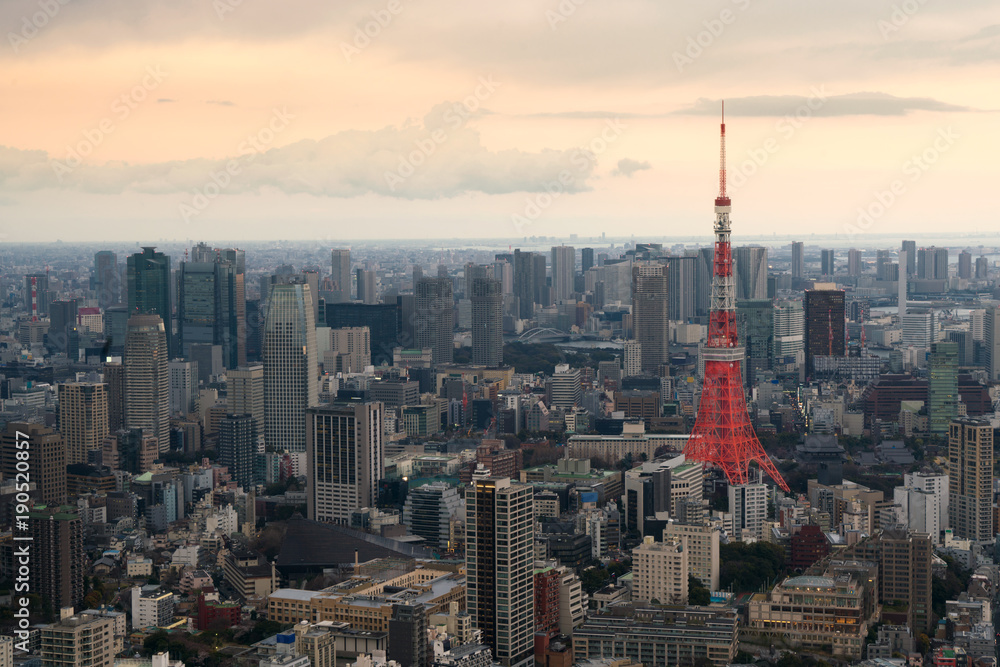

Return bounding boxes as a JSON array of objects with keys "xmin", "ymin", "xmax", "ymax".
[
  {"xmin": 683, "ymin": 103, "xmax": 790, "ymax": 492},
  {"xmin": 30, "ymin": 276, "xmax": 38, "ymax": 322}
]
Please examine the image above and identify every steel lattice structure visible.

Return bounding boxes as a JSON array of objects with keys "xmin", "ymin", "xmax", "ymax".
[{"xmin": 683, "ymin": 103, "xmax": 790, "ymax": 492}]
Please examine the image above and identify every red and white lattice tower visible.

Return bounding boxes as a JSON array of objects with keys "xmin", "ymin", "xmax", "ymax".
[
  {"xmin": 30, "ymin": 276, "xmax": 38, "ymax": 322},
  {"xmin": 683, "ymin": 103, "xmax": 790, "ymax": 492}
]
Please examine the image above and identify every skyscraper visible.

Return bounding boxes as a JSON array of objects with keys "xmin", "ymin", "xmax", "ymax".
[
  {"xmin": 550, "ymin": 245, "xmax": 575, "ymax": 301},
  {"xmin": 917, "ymin": 246, "xmax": 949, "ymax": 281},
  {"xmin": 330, "ymin": 249, "xmax": 352, "ymax": 303},
  {"xmin": 93, "ymin": 250, "xmax": 119, "ymax": 308},
  {"xmin": 177, "ymin": 256, "xmax": 242, "ymax": 367},
  {"xmin": 127, "ymin": 247, "xmax": 173, "ymax": 357},
  {"xmin": 228, "ymin": 364, "xmax": 265, "ymax": 438},
  {"xmin": 402, "ymin": 481, "xmax": 464, "ymax": 549},
  {"xmin": 958, "ymin": 251, "xmax": 972, "ymax": 280},
  {"xmin": 901, "ymin": 240, "xmax": 916, "ymax": 276},
  {"xmin": 631, "ymin": 263, "xmax": 669, "ymax": 374},
  {"xmin": 734, "ymin": 246, "xmax": 767, "ymax": 301},
  {"xmin": 307, "ymin": 400, "xmax": 384, "ymax": 523},
  {"xmin": 695, "ymin": 247, "xmax": 714, "ymax": 317},
  {"xmin": 985, "ymin": 307, "xmax": 1000, "ymax": 381},
  {"xmin": 1, "ymin": 423, "xmax": 66, "ymax": 505},
  {"xmin": 847, "ymin": 248, "xmax": 861, "ymax": 276},
  {"xmin": 928, "ymin": 341, "xmax": 958, "ymax": 436},
  {"xmin": 736, "ymin": 299, "xmax": 773, "ymax": 385},
  {"xmin": 58, "ymin": 383, "xmax": 109, "ymax": 465},
  {"xmin": 356, "ymin": 268, "xmax": 377, "ymax": 304},
  {"xmin": 581, "ymin": 247, "xmax": 595, "ymax": 274},
  {"xmin": 466, "ymin": 474, "xmax": 534, "ymax": 667},
  {"xmin": 103, "ymin": 361, "xmax": 126, "ymax": 432},
  {"xmin": 30, "ymin": 504, "xmax": 84, "ymax": 612},
  {"xmin": 948, "ymin": 418, "xmax": 993, "ymax": 541},
  {"xmin": 803, "ymin": 286, "xmax": 846, "ymax": 373},
  {"xmin": 820, "ymin": 249, "xmax": 834, "ymax": 276},
  {"xmin": 790, "ymin": 241, "xmax": 804, "ymax": 279},
  {"xmin": 471, "ymin": 272, "xmax": 503, "ymax": 367},
  {"xmin": 772, "ymin": 300, "xmax": 804, "ymax": 365},
  {"xmin": 125, "ymin": 314, "xmax": 170, "ymax": 453},
  {"xmin": 975, "ymin": 256, "xmax": 988, "ymax": 280},
  {"xmin": 219, "ymin": 414, "xmax": 256, "ymax": 490},
  {"xmin": 667, "ymin": 255, "xmax": 696, "ymax": 321},
  {"xmin": 264, "ymin": 281, "xmax": 319, "ymax": 453},
  {"xmin": 513, "ymin": 250, "xmax": 545, "ymax": 319},
  {"xmin": 168, "ymin": 360, "xmax": 197, "ymax": 414},
  {"xmin": 415, "ymin": 277, "xmax": 454, "ymax": 365}
]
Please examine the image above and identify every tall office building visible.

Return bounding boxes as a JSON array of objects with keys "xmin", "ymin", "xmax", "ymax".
[
  {"xmin": 975, "ymin": 256, "xmax": 988, "ymax": 280},
  {"xmin": 177, "ymin": 256, "xmax": 243, "ymax": 367},
  {"xmin": 633, "ymin": 536, "xmax": 689, "ymax": 604},
  {"xmin": 30, "ymin": 505, "xmax": 84, "ymax": 611},
  {"xmin": 22, "ymin": 273, "xmax": 51, "ymax": 317},
  {"xmin": 917, "ymin": 246, "xmax": 949, "ymax": 281},
  {"xmin": 581, "ymin": 247, "xmax": 595, "ymax": 274},
  {"xmin": 623, "ymin": 340, "xmax": 642, "ymax": 378},
  {"xmin": 94, "ymin": 250, "xmax": 119, "ymax": 308},
  {"xmin": 402, "ymin": 481, "xmax": 464, "ymax": 550},
  {"xmin": 772, "ymin": 300, "xmax": 804, "ymax": 364},
  {"xmin": 984, "ymin": 307, "xmax": 1000, "ymax": 381},
  {"xmin": 803, "ymin": 286, "xmax": 845, "ymax": 373},
  {"xmin": 1, "ymin": 422, "xmax": 66, "ymax": 505},
  {"xmin": 466, "ymin": 474, "xmax": 535, "ymax": 667},
  {"xmin": 631, "ymin": 263, "xmax": 669, "ymax": 374},
  {"xmin": 58, "ymin": 383, "xmax": 109, "ymax": 465},
  {"xmin": 695, "ymin": 247, "xmax": 714, "ymax": 317},
  {"xmin": 326, "ymin": 303, "xmax": 399, "ymax": 366},
  {"xmin": 820, "ymin": 249, "xmax": 834, "ymax": 276},
  {"xmin": 551, "ymin": 246, "xmax": 575, "ymax": 301},
  {"xmin": 513, "ymin": 250, "xmax": 546, "ymax": 319},
  {"xmin": 307, "ymin": 400, "xmax": 384, "ymax": 523},
  {"xmin": 736, "ymin": 299, "xmax": 773, "ymax": 385},
  {"xmin": 901, "ymin": 311, "xmax": 936, "ymax": 349},
  {"xmin": 219, "ymin": 414, "xmax": 256, "ymax": 490},
  {"xmin": 948, "ymin": 418, "xmax": 993, "ymax": 541},
  {"xmin": 168, "ymin": 360, "xmax": 197, "ymax": 414},
  {"xmin": 264, "ymin": 281, "xmax": 319, "ymax": 453},
  {"xmin": 471, "ymin": 273, "xmax": 503, "ymax": 367},
  {"xmin": 327, "ymin": 327, "xmax": 372, "ymax": 374},
  {"xmin": 124, "ymin": 315, "xmax": 170, "ymax": 453},
  {"xmin": 330, "ymin": 249, "xmax": 352, "ymax": 303},
  {"xmin": 356, "ymin": 268, "xmax": 377, "ymax": 304},
  {"xmin": 790, "ymin": 241, "xmax": 804, "ymax": 279},
  {"xmin": 227, "ymin": 364, "xmax": 265, "ymax": 439},
  {"xmin": 667, "ymin": 255, "xmax": 696, "ymax": 322},
  {"xmin": 734, "ymin": 246, "xmax": 768, "ymax": 301},
  {"xmin": 847, "ymin": 248, "xmax": 862, "ymax": 276},
  {"xmin": 903, "ymin": 472, "xmax": 949, "ymax": 533},
  {"xmin": 928, "ymin": 342, "xmax": 958, "ymax": 436},
  {"xmin": 415, "ymin": 278, "xmax": 454, "ymax": 365},
  {"xmin": 901, "ymin": 240, "xmax": 916, "ymax": 276},
  {"xmin": 847, "ymin": 528, "xmax": 932, "ymax": 634},
  {"xmin": 957, "ymin": 251, "xmax": 972, "ymax": 280},
  {"xmin": 388, "ymin": 603, "xmax": 429, "ymax": 667},
  {"xmin": 127, "ymin": 247, "xmax": 173, "ymax": 357},
  {"xmin": 103, "ymin": 362, "xmax": 126, "ymax": 432}
]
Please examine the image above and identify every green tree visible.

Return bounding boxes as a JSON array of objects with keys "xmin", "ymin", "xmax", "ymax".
[{"xmin": 688, "ymin": 575, "xmax": 710, "ymax": 605}]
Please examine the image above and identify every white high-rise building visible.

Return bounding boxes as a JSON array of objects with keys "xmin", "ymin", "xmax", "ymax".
[
  {"xmin": 168, "ymin": 360, "xmax": 197, "ymax": 414},
  {"xmin": 228, "ymin": 364, "xmax": 264, "ymax": 440},
  {"xmin": 467, "ymin": 474, "xmax": 534, "ymax": 667},
  {"xmin": 551, "ymin": 245, "xmax": 575, "ymax": 301},
  {"xmin": 125, "ymin": 315, "xmax": 170, "ymax": 453},
  {"xmin": 893, "ymin": 486, "xmax": 941, "ymax": 544},
  {"xmin": 729, "ymin": 482, "xmax": 767, "ymax": 541},
  {"xmin": 633, "ymin": 535, "xmax": 689, "ymax": 604},
  {"xmin": 623, "ymin": 340, "xmax": 642, "ymax": 377},
  {"xmin": 773, "ymin": 300, "xmax": 804, "ymax": 362},
  {"xmin": 902, "ymin": 311, "xmax": 936, "ymax": 350},
  {"xmin": 307, "ymin": 400, "xmax": 384, "ymax": 524},
  {"xmin": 548, "ymin": 364, "xmax": 582, "ymax": 409},
  {"xmin": 327, "ymin": 326, "xmax": 372, "ymax": 374},
  {"xmin": 330, "ymin": 249, "xmax": 351, "ymax": 303},
  {"xmin": 663, "ymin": 520, "xmax": 720, "ymax": 590},
  {"xmin": 903, "ymin": 472, "xmax": 949, "ymax": 533},
  {"xmin": 264, "ymin": 281, "xmax": 318, "ymax": 453}
]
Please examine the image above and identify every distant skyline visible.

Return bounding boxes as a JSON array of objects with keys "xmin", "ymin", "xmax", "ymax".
[{"xmin": 1, "ymin": 0, "xmax": 996, "ymax": 242}]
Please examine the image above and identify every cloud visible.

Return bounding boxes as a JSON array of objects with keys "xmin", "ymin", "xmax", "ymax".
[
  {"xmin": 0, "ymin": 103, "xmax": 596, "ymax": 200},
  {"xmin": 612, "ymin": 158, "xmax": 650, "ymax": 178},
  {"xmin": 674, "ymin": 92, "xmax": 972, "ymax": 117}
]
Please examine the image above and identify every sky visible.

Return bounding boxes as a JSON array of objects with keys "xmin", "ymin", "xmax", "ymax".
[{"xmin": 0, "ymin": 0, "xmax": 997, "ymax": 243}]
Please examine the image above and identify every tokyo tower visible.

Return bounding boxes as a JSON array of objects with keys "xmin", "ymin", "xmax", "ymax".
[{"xmin": 683, "ymin": 103, "xmax": 790, "ymax": 493}]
